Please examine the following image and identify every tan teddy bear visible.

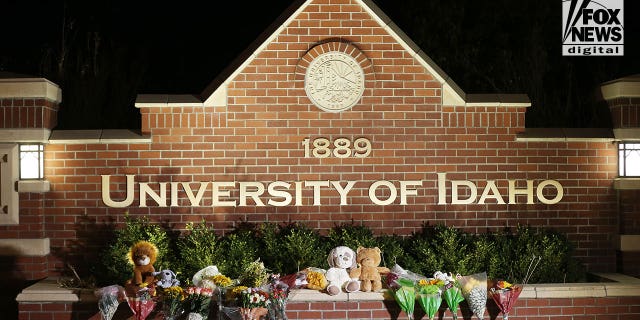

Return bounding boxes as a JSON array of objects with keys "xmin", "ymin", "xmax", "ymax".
[{"xmin": 349, "ymin": 246, "xmax": 390, "ymax": 292}]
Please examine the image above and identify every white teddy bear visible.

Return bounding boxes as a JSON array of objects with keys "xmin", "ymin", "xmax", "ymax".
[{"xmin": 325, "ymin": 246, "xmax": 361, "ymax": 295}]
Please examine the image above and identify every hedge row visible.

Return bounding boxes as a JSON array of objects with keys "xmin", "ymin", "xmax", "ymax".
[{"xmin": 96, "ymin": 217, "xmax": 586, "ymax": 287}]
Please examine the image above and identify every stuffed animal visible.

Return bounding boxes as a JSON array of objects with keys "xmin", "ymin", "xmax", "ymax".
[
  {"xmin": 153, "ymin": 269, "xmax": 180, "ymax": 288},
  {"xmin": 349, "ymin": 246, "xmax": 390, "ymax": 292},
  {"xmin": 325, "ymin": 246, "xmax": 360, "ymax": 295},
  {"xmin": 127, "ymin": 240, "xmax": 159, "ymax": 286},
  {"xmin": 303, "ymin": 267, "xmax": 328, "ymax": 291}
]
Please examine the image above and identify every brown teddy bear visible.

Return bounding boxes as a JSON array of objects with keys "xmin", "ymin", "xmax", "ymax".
[
  {"xmin": 127, "ymin": 240, "xmax": 158, "ymax": 286},
  {"xmin": 349, "ymin": 246, "xmax": 390, "ymax": 292}
]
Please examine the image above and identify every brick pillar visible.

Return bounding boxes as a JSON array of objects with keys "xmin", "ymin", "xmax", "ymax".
[
  {"xmin": 0, "ymin": 76, "xmax": 61, "ymax": 318},
  {"xmin": 601, "ymin": 75, "xmax": 640, "ymax": 129},
  {"xmin": 0, "ymin": 77, "xmax": 61, "ymax": 131},
  {"xmin": 601, "ymin": 75, "xmax": 640, "ymax": 277}
]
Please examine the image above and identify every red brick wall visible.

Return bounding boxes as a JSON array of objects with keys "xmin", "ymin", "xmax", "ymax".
[
  {"xmin": 0, "ymin": 0, "xmax": 624, "ymax": 281},
  {"xmin": 0, "ymin": 98, "xmax": 59, "ymax": 129},
  {"xmin": 18, "ymin": 301, "xmax": 96, "ymax": 320},
  {"xmin": 18, "ymin": 296, "xmax": 640, "ymax": 320},
  {"xmin": 20, "ymin": 0, "xmax": 617, "ymax": 276}
]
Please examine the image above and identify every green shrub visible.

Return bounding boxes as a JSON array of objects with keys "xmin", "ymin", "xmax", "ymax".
[
  {"xmin": 467, "ymin": 232, "xmax": 497, "ymax": 275},
  {"xmin": 97, "ymin": 219, "xmax": 586, "ymax": 285},
  {"xmin": 376, "ymin": 234, "xmax": 407, "ymax": 268},
  {"xmin": 501, "ymin": 225, "xmax": 586, "ymax": 283},
  {"xmin": 257, "ymin": 222, "xmax": 284, "ymax": 274},
  {"xmin": 218, "ymin": 229, "xmax": 260, "ymax": 279},
  {"xmin": 405, "ymin": 224, "xmax": 474, "ymax": 275},
  {"xmin": 98, "ymin": 215, "xmax": 171, "ymax": 286},
  {"xmin": 174, "ymin": 220, "xmax": 222, "ymax": 284},
  {"xmin": 277, "ymin": 222, "xmax": 328, "ymax": 273},
  {"xmin": 326, "ymin": 222, "xmax": 378, "ymax": 249}
]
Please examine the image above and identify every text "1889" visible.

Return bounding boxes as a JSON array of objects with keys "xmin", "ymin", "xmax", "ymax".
[{"xmin": 302, "ymin": 137, "xmax": 372, "ymax": 158}]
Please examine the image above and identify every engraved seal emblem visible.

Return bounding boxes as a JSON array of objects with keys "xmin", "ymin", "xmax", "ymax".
[{"xmin": 304, "ymin": 51, "xmax": 365, "ymax": 112}]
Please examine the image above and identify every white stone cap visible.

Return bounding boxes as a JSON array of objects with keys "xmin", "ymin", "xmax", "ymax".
[
  {"xmin": 464, "ymin": 94, "xmax": 531, "ymax": 107},
  {"xmin": 516, "ymin": 128, "xmax": 615, "ymax": 142},
  {"xmin": 48, "ymin": 129, "xmax": 151, "ymax": 144},
  {"xmin": 0, "ymin": 77, "xmax": 62, "ymax": 103},
  {"xmin": 0, "ymin": 128, "xmax": 51, "ymax": 143},
  {"xmin": 600, "ymin": 74, "xmax": 640, "ymax": 100},
  {"xmin": 16, "ymin": 277, "xmax": 87, "ymax": 303},
  {"xmin": 134, "ymin": 94, "xmax": 203, "ymax": 108},
  {"xmin": 613, "ymin": 128, "xmax": 640, "ymax": 141}
]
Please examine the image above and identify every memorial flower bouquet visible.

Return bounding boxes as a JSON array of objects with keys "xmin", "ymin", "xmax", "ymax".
[
  {"xmin": 220, "ymin": 285, "xmax": 249, "ymax": 320},
  {"xmin": 489, "ymin": 255, "xmax": 541, "ymax": 320},
  {"xmin": 387, "ymin": 264, "xmax": 426, "ymax": 320},
  {"xmin": 392, "ymin": 279, "xmax": 416, "ymax": 320},
  {"xmin": 458, "ymin": 272, "xmax": 488, "ymax": 319},
  {"xmin": 239, "ymin": 287, "xmax": 270, "ymax": 320},
  {"xmin": 193, "ymin": 266, "xmax": 222, "ymax": 290},
  {"xmin": 210, "ymin": 273, "xmax": 235, "ymax": 320},
  {"xmin": 267, "ymin": 274, "xmax": 290, "ymax": 320},
  {"xmin": 95, "ymin": 285, "xmax": 125, "ymax": 320},
  {"xmin": 159, "ymin": 285, "xmax": 185, "ymax": 320},
  {"xmin": 435, "ymin": 271, "xmax": 465, "ymax": 320},
  {"xmin": 489, "ymin": 280, "xmax": 522, "ymax": 320},
  {"xmin": 185, "ymin": 286, "xmax": 214, "ymax": 320},
  {"xmin": 416, "ymin": 278, "xmax": 445, "ymax": 320},
  {"xmin": 125, "ymin": 284, "xmax": 157, "ymax": 320}
]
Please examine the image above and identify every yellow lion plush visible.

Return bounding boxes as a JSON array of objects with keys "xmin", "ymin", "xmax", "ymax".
[{"xmin": 127, "ymin": 240, "xmax": 158, "ymax": 286}]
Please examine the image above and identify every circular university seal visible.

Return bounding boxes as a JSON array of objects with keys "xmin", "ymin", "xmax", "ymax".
[{"xmin": 304, "ymin": 51, "xmax": 365, "ymax": 112}]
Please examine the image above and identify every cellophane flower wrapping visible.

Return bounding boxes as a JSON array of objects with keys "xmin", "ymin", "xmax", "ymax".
[
  {"xmin": 435, "ymin": 271, "xmax": 464, "ymax": 319},
  {"xmin": 267, "ymin": 274, "xmax": 290, "ymax": 320},
  {"xmin": 393, "ymin": 284, "xmax": 416, "ymax": 320},
  {"xmin": 238, "ymin": 286, "xmax": 271, "ymax": 320},
  {"xmin": 458, "ymin": 272, "xmax": 488, "ymax": 319},
  {"xmin": 416, "ymin": 279, "xmax": 444, "ymax": 320},
  {"xmin": 489, "ymin": 280, "xmax": 522, "ymax": 319},
  {"xmin": 159, "ymin": 285, "xmax": 185, "ymax": 320},
  {"xmin": 388, "ymin": 265, "xmax": 425, "ymax": 320},
  {"xmin": 125, "ymin": 286, "xmax": 156, "ymax": 320},
  {"xmin": 185, "ymin": 286, "xmax": 213, "ymax": 320},
  {"xmin": 192, "ymin": 266, "xmax": 221, "ymax": 290},
  {"xmin": 95, "ymin": 285, "xmax": 125, "ymax": 320}
]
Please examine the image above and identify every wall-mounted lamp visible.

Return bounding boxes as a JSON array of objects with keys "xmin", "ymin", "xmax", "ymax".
[
  {"xmin": 19, "ymin": 144, "xmax": 44, "ymax": 180},
  {"xmin": 619, "ymin": 142, "xmax": 640, "ymax": 177}
]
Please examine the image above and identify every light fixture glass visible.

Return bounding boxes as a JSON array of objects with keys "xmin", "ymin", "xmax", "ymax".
[
  {"xmin": 19, "ymin": 144, "xmax": 44, "ymax": 179},
  {"xmin": 619, "ymin": 142, "xmax": 640, "ymax": 177}
]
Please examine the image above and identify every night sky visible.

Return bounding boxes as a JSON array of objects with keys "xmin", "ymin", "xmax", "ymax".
[{"xmin": 1, "ymin": 0, "xmax": 638, "ymax": 129}]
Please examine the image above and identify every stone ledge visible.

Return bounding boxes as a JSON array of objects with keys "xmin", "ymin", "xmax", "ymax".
[
  {"xmin": 16, "ymin": 277, "xmax": 94, "ymax": 303},
  {"xmin": 616, "ymin": 235, "xmax": 640, "ymax": 251},
  {"xmin": 17, "ymin": 274, "xmax": 640, "ymax": 304},
  {"xmin": 613, "ymin": 178, "xmax": 640, "ymax": 190},
  {"xmin": 18, "ymin": 180, "xmax": 50, "ymax": 193},
  {"xmin": 0, "ymin": 238, "xmax": 50, "ymax": 256}
]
